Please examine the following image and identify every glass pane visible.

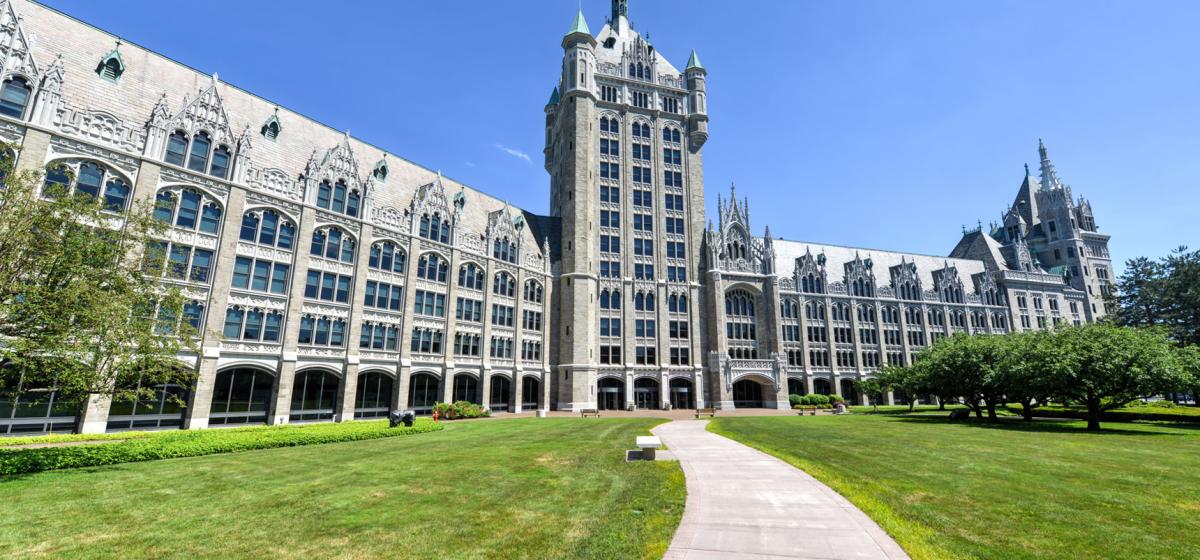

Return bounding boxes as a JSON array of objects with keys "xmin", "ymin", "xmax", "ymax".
[
  {"xmin": 76, "ymin": 163, "xmax": 103, "ymax": 198},
  {"xmin": 239, "ymin": 212, "xmax": 259, "ymax": 241},
  {"xmin": 200, "ymin": 204, "xmax": 222, "ymax": 234},
  {"xmin": 167, "ymin": 245, "xmax": 190, "ymax": 279},
  {"xmin": 187, "ymin": 134, "xmax": 210, "ymax": 172},
  {"xmin": 263, "ymin": 313, "xmax": 281, "ymax": 342},
  {"xmin": 165, "ymin": 133, "xmax": 188, "ymax": 166},
  {"xmin": 103, "ymin": 179, "xmax": 129, "ymax": 211},
  {"xmin": 270, "ymin": 264, "xmax": 289, "ymax": 294},
  {"xmin": 258, "ymin": 211, "xmax": 277, "ymax": 246},
  {"xmin": 278, "ymin": 223, "xmax": 295, "ymax": 250},
  {"xmin": 251, "ymin": 260, "xmax": 270, "ymax": 291},
  {"xmin": 176, "ymin": 190, "xmax": 200, "ymax": 229},
  {"xmin": 222, "ymin": 308, "xmax": 243, "ymax": 338},
  {"xmin": 190, "ymin": 249, "xmax": 212, "ymax": 282},
  {"xmin": 232, "ymin": 257, "xmax": 251, "ymax": 289}
]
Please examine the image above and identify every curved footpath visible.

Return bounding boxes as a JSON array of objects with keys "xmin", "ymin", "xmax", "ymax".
[{"xmin": 653, "ymin": 420, "xmax": 909, "ymax": 560}]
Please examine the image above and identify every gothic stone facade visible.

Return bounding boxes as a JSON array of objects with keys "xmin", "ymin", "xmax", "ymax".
[{"xmin": 0, "ymin": 0, "xmax": 1111, "ymax": 434}]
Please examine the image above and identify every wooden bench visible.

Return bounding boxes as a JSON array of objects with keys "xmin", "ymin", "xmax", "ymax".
[
  {"xmin": 635, "ymin": 436, "xmax": 662, "ymax": 461},
  {"xmin": 579, "ymin": 408, "xmax": 600, "ymax": 418},
  {"xmin": 694, "ymin": 407, "xmax": 716, "ymax": 419},
  {"xmin": 796, "ymin": 406, "xmax": 818, "ymax": 416}
]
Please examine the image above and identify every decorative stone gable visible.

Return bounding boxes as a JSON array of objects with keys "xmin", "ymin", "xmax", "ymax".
[
  {"xmin": 303, "ymin": 133, "xmax": 365, "ymax": 208},
  {"xmin": 144, "ymin": 75, "xmax": 238, "ymax": 159},
  {"xmin": 486, "ymin": 203, "xmax": 521, "ymax": 245},
  {"xmin": 843, "ymin": 253, "xmax": 875, "ymax": 296},
  {"xmin": 0, "ymin": 1, "xmax": 40, "ymax": 84},
  {"xmin": 409, "ymin": 172, "xmax": 451, "ymax": 219}
]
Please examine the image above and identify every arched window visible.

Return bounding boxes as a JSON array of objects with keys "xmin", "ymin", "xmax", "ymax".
[
  {"xmin": 851, "ymin": 277, "xmax": 873, "ymax": 297},
  {"xmin": 46, "ymin": 161, "xmax": 135, "ymax": 213},
  {"xmin": 458, "ymin": 263, "xmax": 484, "ymax": 289},
  {"xmin": 310, "ymin": 226, "xmax": 355, "ymax": 263},
  {"xmin": 417, "ymin": 253, "xmax": 448, "ymax": 282},
  {"xmin": 239, "ymin": 209, "xmax": 294, "ymax": 249},
  {"xmin": 419, "ymin": 212, "xmax": 451, "ymax": 243},
  {"xmin": 600, "ymin": 289, "xmax": 620, "ymax": 310},
  {"xmin": 0, "ymin": 77, "xmax": 31, "ymax": 118},
  {"xmin": 524, "ymin": 280, "xmax": 544, "ymax": 303},
  {"xmin": 210, "ymin": 145, "xmax": 231, "ymax": 179},
  {"xmin": 898, "ymin": 281, "xmax": 921, "ymax": 301},
  {"xmin": 493, "ymin": 237, "xmax": 518, "ymax": 263},
  {"xmin": 187, "ymin": 132, "xmax": 211, "ymax": 173},
  {"xmin": 369, "ymin": 241, "xmax": 406, "ymax": 273},
  {"xmin": 315, "ymin": 179, "xmax": 360, "ymax": 218},
  {"xmin": 165, "ymin": 131, "xmax": 188, "ymax": 167},
  {"xmin": 262, "ymin": 120, "xmax": 280, "ymax": 140},
  {"xmin": 672, "ymin": 129, "xmax": 681, "ymax": 143},
  {"xmin": 493, "ymin": 272, "xmax": 516, "ymax": 297}
]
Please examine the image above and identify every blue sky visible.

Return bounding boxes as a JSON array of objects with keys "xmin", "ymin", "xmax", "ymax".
[{"xmin": 41, "ymin": 0, "xmax": 1200, "ymax": 274}]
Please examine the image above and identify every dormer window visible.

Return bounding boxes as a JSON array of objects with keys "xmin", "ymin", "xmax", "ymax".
[
  {"xmin": 604, "ymin": 37, "xmax": 616, "ymax": 48},
  {"xmin": 187, "ymin": 132, "xmax": 211, "ymax": 172},
  {"xmin": 262, "ymin": 120, "xmax": 279, "ymax": 140},
  {"xmin": 315, "ymin": 179, "xmax": 361, "ymax": 218}
]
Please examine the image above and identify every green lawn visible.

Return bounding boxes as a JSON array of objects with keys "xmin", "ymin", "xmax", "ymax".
[
  {"xmin": 711, "ymin": 414, "xmax": 1200, "ymax": 560},
  {"xmin": 0, "ymin": 418, "xmax": 684, "ymax": 559}
]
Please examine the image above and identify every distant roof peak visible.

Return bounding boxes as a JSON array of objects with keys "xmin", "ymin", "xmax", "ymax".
[
  {"xmin": 686, "ymin": 49, "xmax": 704, "ymax": 70},
  {"xmin": 568, "ymin": 8, "xmax": 590, "ymax": 36}
]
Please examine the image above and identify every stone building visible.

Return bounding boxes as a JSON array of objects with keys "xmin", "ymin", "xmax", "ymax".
[{"xmin": 0, "ymin": 0, "xmax": 1111, "ymax": 434}]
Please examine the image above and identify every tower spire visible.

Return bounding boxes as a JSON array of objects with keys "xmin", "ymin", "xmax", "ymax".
[
  {"xmin": 612, "ymin": 0, "xmax": 628, "ymax": 23},
  {"xmin": 1038, "ymin": 138, "xmax": 1062, "ymax": 191}
]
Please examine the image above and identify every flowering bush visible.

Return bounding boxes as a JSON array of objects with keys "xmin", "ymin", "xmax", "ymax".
[{"xmin": 432, "ymin": 401, "xmax": 491, "ymax": 420}]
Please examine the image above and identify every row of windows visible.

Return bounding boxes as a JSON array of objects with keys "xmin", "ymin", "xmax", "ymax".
[
  {"xmin": 304, "ymin": 271, "xmax": 351, "ymax": 303},
  {"xmin": 144, "ymin": 241, "xmax": 213, "ymax": 283},
  {"xmin": 233, "ymin": 257, "xmax": 289, "ymax": 295}
]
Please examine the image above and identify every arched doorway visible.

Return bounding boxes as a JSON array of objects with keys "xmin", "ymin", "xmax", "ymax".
[
  {"xmin": 840, "ymin": 379, "xmax": 858, "ymax": 403},
  {"xmin": 408, "ymin": 372, "xmax": 440, "ymax": 414},
  {"xmin": 813, "ymin": 378, "xmax": 832, "ymax": 396},
  {"xmin": 291, "ymin": 369, "xmax": 341, "ymax": 422},
  {"xmin": 521, "ymin": 376, "xmax": 540, "ymax": 411},
  {"xmin": 107, "ymin": 375, "xmax": 190, "ymax": 431},
  {"xmin": 452, "ymin": 374, "xmax": 480, "ymax": 403},
  {"xmin": 669, "ymin": 378, "xmax": 694, "ymax": 410},
  {"xmin": 787, "ymin": 378, "xmax": 806, "ymax": 397},
  {"xmin": 597, "ymin": 377, "xmax": 624, "ymax": 410},
  {"xmin": 490, "ymin": 375, "xmax": 511, "ymax": 413},
  {"xmin": 732, "ymin": 379, "xmax": 766, "ymax": 408},
  {"xmin": 634, "ymin": 378, "xmax": 660, "ymax": 410},
  {"xmin": 355, "ymin": 371, "xmax": 394, "ymax": 419},
  {"xmin": 210, "ymin": 367, "xmax": 274, "ymax": 425}
]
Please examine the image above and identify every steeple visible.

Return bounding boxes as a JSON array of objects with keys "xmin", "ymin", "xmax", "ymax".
[
  {"xmin": 686, "ymin": 50, "xmax": 704, "ymax": 71},
  {"xmin": 1038, "ymin": 138, "xmax": 1062, "ymax": 191},
  {"xmin": 546, "ymin": 86, "xmax": 560, "ymax": 107},
  {"xmin": 612, "ymin": 0, "xmax": 628, "ymax": 23},
  {"xmin": 568, "ymin": 8, "xmax": 590, "ymax": 37}
]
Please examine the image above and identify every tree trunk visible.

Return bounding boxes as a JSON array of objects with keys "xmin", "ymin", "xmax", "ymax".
[
  {"xmin": 1086, "ymin": 400, "xmax": 1102, "ymax": 431},
  {"xmin": 972, "ymin": 401, "xmax": 983, "ymax": 419},
  {"xmin": 908, "ymin": 401, "xmax": 915, "ymax": 412},
  {"xmin": 938, "ymin": 397, "xmax": 946, "ymax": 411},
  {"xmin": 986, "ymin": 401, "xmax": 998, "ymax": 422},
  {"xmin": 1021, "ymin": 401, "xmax": 1034, "ymax": 421}
]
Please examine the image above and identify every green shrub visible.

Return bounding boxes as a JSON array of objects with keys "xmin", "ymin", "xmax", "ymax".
[
  {"xmin": 798, "ymin": 394, "xmax": 830, "ymax": 406},
  {"xmin": 433, "ymin": 401, "xmax": 491, "ymax": 420},
  {"xmin": 788, "ymin": 394, "xmax": 803, "ymax": 407},
  {"xmin": 829, "ymin": 394, "xmax": 846, "ymax": 404},
  {"xmin": 0, "ymin": 419, "xmax": 442, "ymax": 476}
]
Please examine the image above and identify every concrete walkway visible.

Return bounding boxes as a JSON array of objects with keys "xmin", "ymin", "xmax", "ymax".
[{"xmin": 653, "ymin": 420, "xmax": 909, "ymax": 560}]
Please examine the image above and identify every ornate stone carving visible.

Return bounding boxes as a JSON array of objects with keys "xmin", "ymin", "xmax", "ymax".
[
  {"xmin": 227, "ymin": 292, "xmax": 287, "ymax": 311},
  {"xmin": 159, "ymin": 166, "xmax": 230, "ymax": 199},
  {"xmin": 47, "ymin": 137, "xmax": 140, "ymax": 178},
  {"xmin": 300, "ymin": 303, "xmax": 349, "ymax": 318},
  {"xmin": 244, "ymin": 165, "xmax": 302, "ymax": 201},
  {"xmin": 235, "ymin": 241, "xmax": 293, "ymax": 263}
]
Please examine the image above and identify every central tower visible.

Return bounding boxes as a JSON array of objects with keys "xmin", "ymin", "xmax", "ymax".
[{"xmin": 546, "ymin": 1, "xmax": 710, "ymax": 410}]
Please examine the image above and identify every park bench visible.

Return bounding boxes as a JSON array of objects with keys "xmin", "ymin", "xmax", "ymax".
[
  {"xmin": 796, "ymin": 406, "xmax": 818, "ymax": 416},
  {"xmin": 694, "ymin": 407, "xmax": 716, "ymax": 419},
  {"xmin": 635, "ymin": 436, "xmax": 662, "ymax": 461},
  {"xmin": 579, "ymin": 408, "xmax": 600, "ymax": 418}
]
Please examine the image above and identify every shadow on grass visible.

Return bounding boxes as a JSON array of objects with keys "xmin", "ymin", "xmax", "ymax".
[{"xmin": 888, "ymin": 414, "xmax": 1198, "ymax": 436}]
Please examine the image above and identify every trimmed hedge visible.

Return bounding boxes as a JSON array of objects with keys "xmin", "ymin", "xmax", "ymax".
[
  {"xmin": 1002, "ymin": 404, "xmax": 1200, "ymax": 424},
  {"xmin": 0, "ymin": 419, "xmax": 442, "ymax": 476},
  {"xmin": 432, "ymin": 400, "xmax": 491, "ymax": 419}
]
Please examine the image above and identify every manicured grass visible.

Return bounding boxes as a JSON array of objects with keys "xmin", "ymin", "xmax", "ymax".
[
  {"xmin": 711, "ymin": 413, "xmax": 1200, "ymax": 560},
  {"xmin": 1004, "ymin": 403, "xmax": 1200, "ymax": 423},
  {"xmin": 0, "ymin": 419, "xmax": 442, "ymax": 475},
  {"xmin": 0, "ymin": 418, "xmax": 684, "ymax": 559}
]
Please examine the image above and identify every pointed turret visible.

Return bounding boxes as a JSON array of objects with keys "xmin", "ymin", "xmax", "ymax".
[
  {"xmin": 568, "ymin": 8, "xmax": 591, "ymax": 37},
  {"xmin": 685, "ymin": 49, "xmax": 709, "ymax": 148},
  {"xmin": 546, "ymin": 86, "xmax": 560, "ymax": 107},
  {"xmin": 1038, "ymin": 139, "xmax": 1062, "ymax": 191}
]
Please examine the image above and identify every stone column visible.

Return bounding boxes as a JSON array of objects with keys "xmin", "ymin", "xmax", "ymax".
[
  {"xmin": 659, "ymin": 373, "xmax": 670, "ymax": 410},
  {"xmin": 441, "ymin": 365, "xmax": 455, "ymax": 404},
  {"xmin": 624, "ymin": 372, "xmax": 634, "ymax": 410},
  {"xmin": 394, "ymin": 364, "xmax": 411, "ymax": 411},
  {"xmin": 511, "ymin": 371, "xmax": 524, "ymax": 413},
  {"xmin": 77, "ymin": 393, "xmax": 113, "ymax": 434},
  {"xmin": 480, "ymin": 370, "xmax": 492, "ymax": 409},
  {"xmin": 270, "ymin": 360, "xmax": 297, "ymax": 425},
  {"xmin": 335, "ymin": 362, "xmax": 359, "ymax": 422},
  {"xmin": 886, "ymin": 390, "xmax": 896, "ymax": 406},
  {"xmin": 184, "ymin": 353, "xmax": 220, "ymax": 429},
  {"xmin": 13, "ymin": 128, "xmax": 50, "ymax": 174}
]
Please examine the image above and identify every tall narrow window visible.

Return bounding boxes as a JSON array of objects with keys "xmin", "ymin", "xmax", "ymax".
[
  {"xmin": 0, "ymin": 77, "xmax": 31, "ymax": 118},
  {"xmin": 209, "ymin": 145, "xmax": 231, "ymax": 179},
  {"xmin": 187, "ymin": 132, "xmax": 211, "ymax": 172},
  {"xmin": 165, "ymin": 131, "xmax": 188, "ymax": 166}
]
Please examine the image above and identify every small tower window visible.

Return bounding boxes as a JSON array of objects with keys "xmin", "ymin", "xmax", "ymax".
[
  {"xmin": 260, "ymin": 109, "xmax": 281, "ymax": 141},
  {"xmin": 373, "ymin": 159, "xmax": 388, "ymax": 181},
  {"xmin": 97, "ymin": 56, "xmax": 123, "ymax": 82}
]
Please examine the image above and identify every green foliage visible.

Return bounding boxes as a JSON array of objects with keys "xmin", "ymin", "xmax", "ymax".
[
  {"xmin": 1111, "ymin": 247, "xmax": 1200, "ymax": 346},
  {"xmin": 829, "ymin": 394, "xmax": 846, "ymax": 404},
  {"xmin": 0, "ymin": 419, "xmax": 442, "ymax": 475},
  {"xmin": 797, "ymin": 394, "xmax": 830, "ymax": 406},
  {"xmin": 432, "ymin": 400, "xmax": 491, "ymax": 419},
  {"xmin": 788, "ymin": 393, "xmax": 803, "ymax": 407},
  {"xmin": 0, "ymin": 149, "xmax": 196, "ymax": 405}
]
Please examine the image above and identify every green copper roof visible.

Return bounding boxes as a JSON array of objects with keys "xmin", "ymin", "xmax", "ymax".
[
  {"xmin": 686, "ymin": 50, "xmax": 704, "ymax": 70},
  {"xmin": 568, "ymin": 9, "xmax": 590, "ymax": 36},
  {"xmin": 547, "ymin": 86, "xmax": 560, "ymax": 106}
]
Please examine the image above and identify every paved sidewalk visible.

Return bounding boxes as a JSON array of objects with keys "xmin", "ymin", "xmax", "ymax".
[{"xmin": 653, "ymin": 420, "xmax": 909, "ymax": 560}]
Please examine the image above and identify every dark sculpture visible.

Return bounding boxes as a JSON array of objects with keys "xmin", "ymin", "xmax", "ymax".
[{"xmin": 389, "ymin": 410, "xmax": 416, "ymax": 428}]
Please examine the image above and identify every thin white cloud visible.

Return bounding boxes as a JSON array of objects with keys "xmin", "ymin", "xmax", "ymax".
[
  {"xmin": 493, "ymin": 143, "xmax": 531, "ymax": 163},
  {"xmin": 465, "ymin": 161, "xmax": 477, "ymax": 168}
]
